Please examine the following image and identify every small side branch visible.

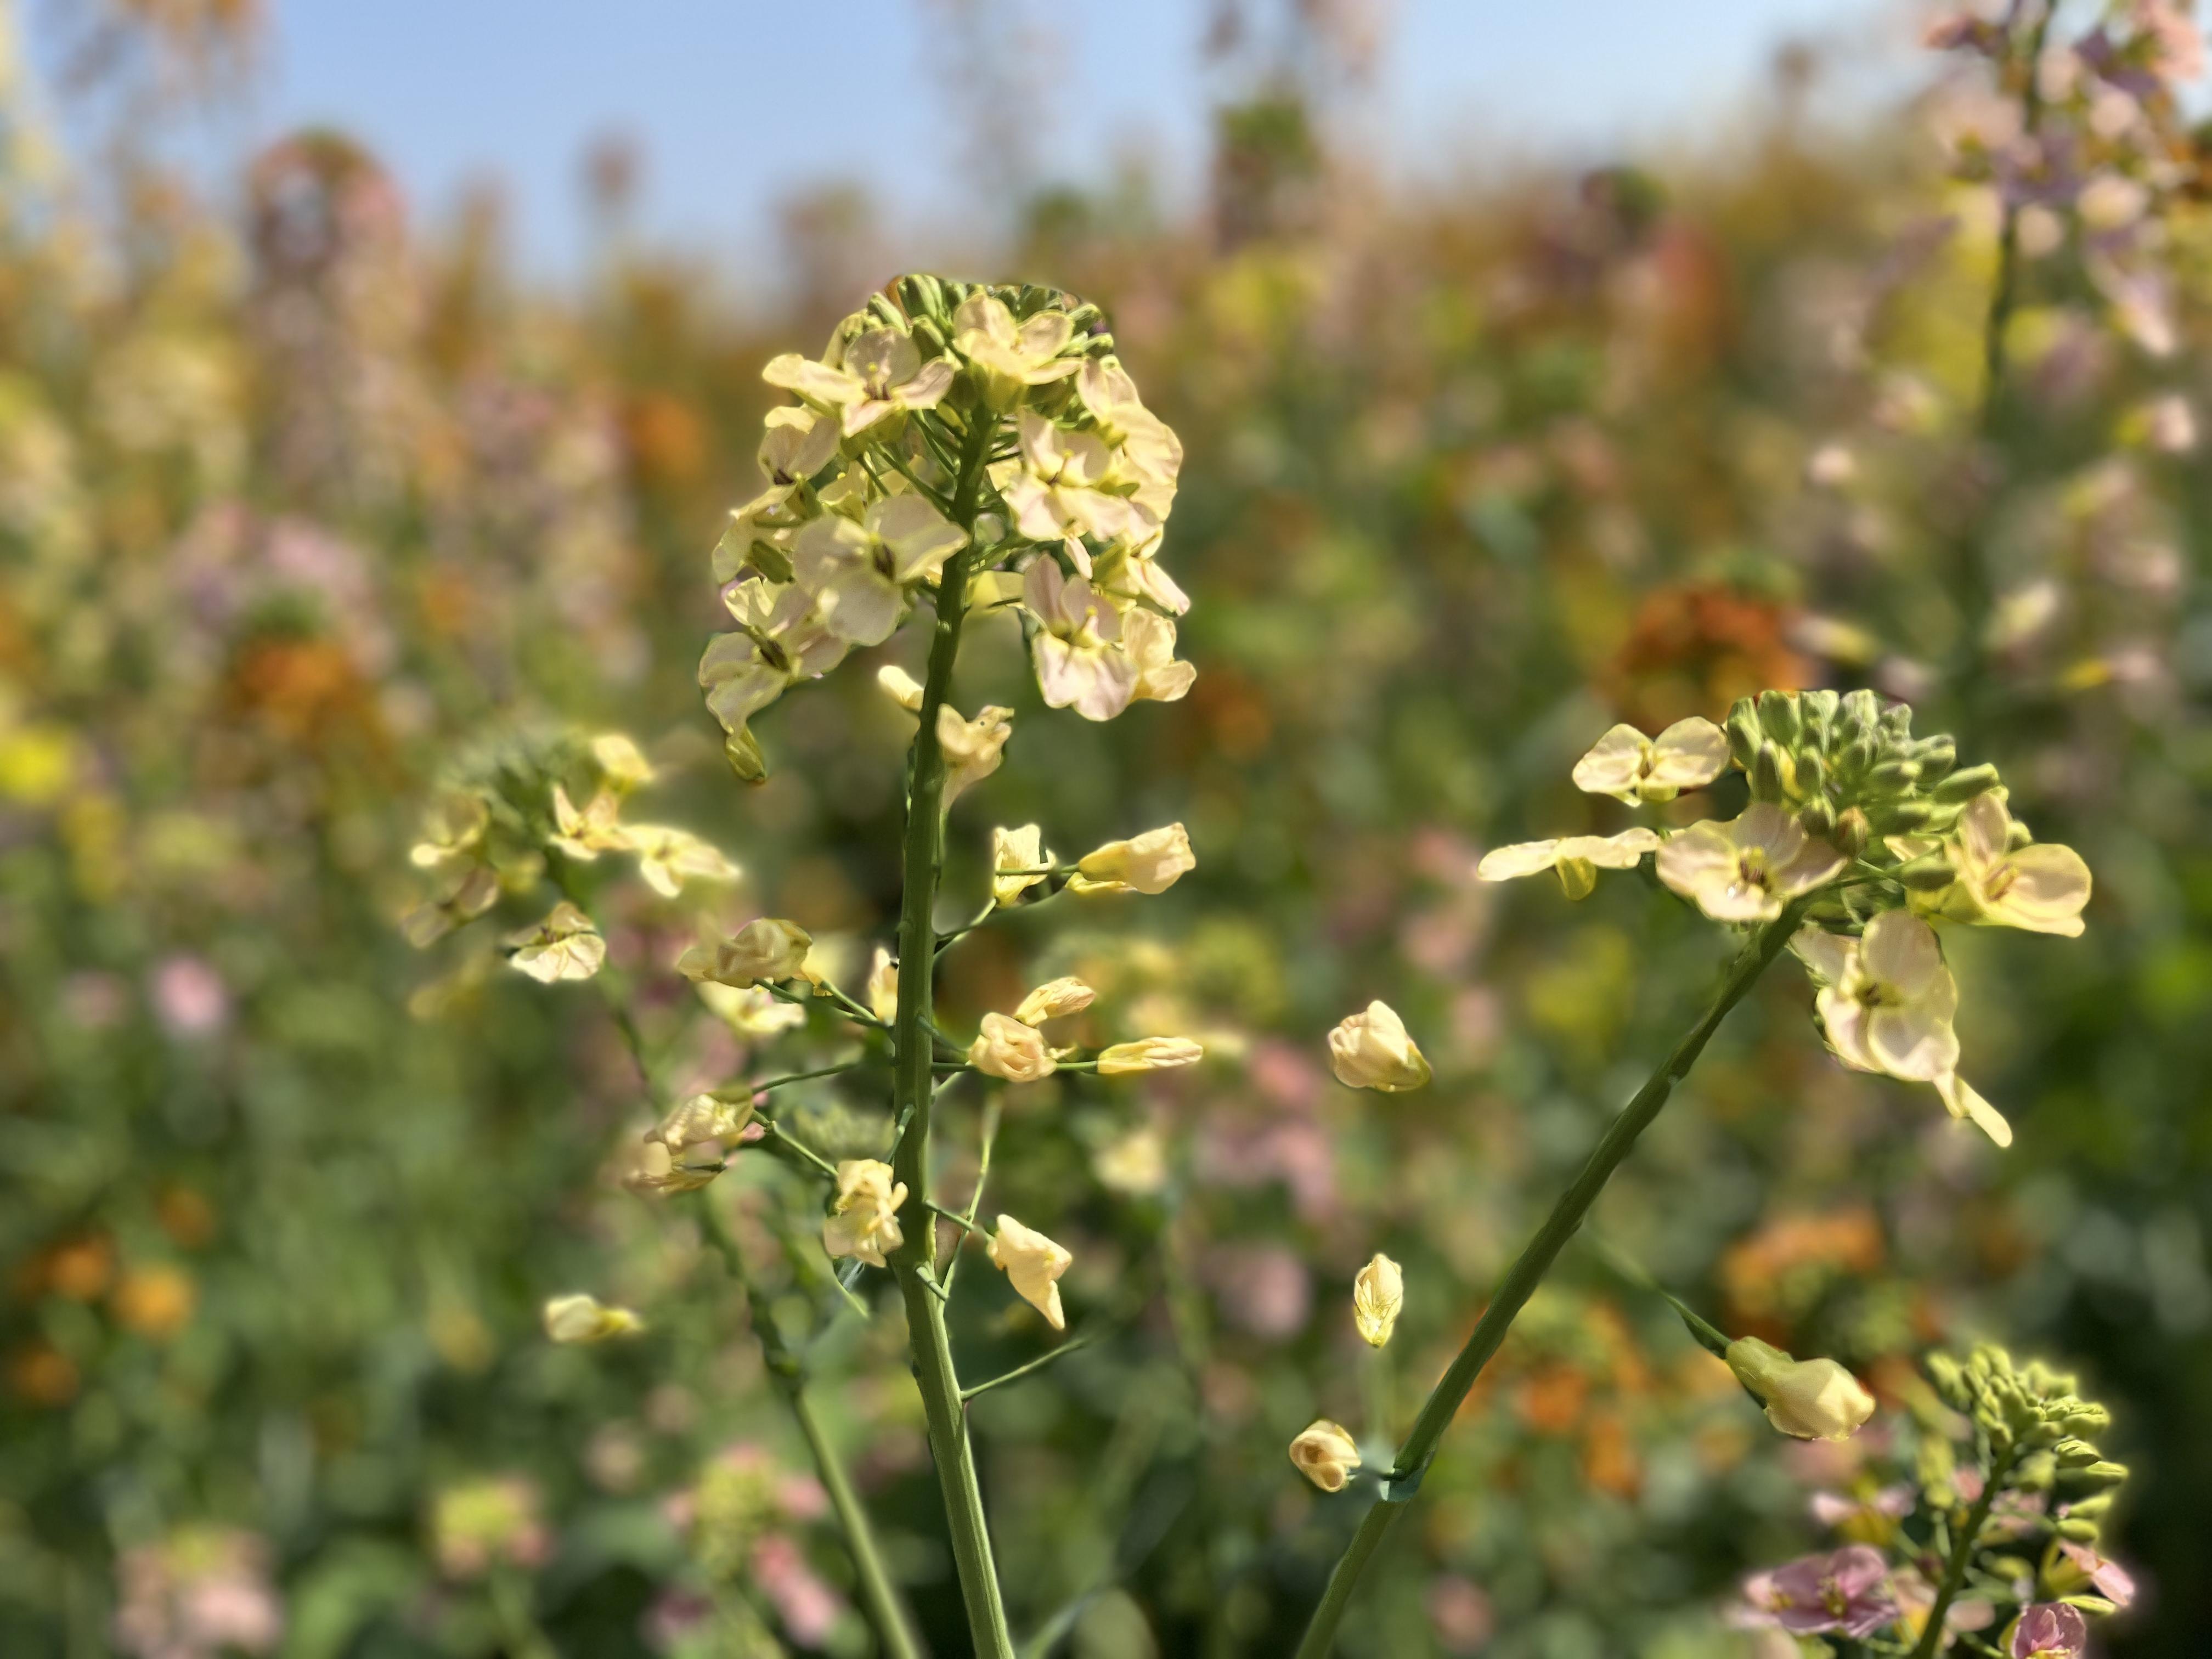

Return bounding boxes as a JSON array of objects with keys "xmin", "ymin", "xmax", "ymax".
[{"xmin": 961, "ymin": 1333, "xmax": 1098, "ymax": 1403}]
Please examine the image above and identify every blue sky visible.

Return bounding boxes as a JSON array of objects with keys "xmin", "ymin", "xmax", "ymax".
[{"xmin": 107, "ymin": 0, "xmax": 1908, "ymax": 284}]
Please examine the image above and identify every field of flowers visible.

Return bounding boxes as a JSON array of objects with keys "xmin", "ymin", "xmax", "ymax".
[{"xmin": 2, "ymin": 3, "xmax": 2209, "ymax": 1656}]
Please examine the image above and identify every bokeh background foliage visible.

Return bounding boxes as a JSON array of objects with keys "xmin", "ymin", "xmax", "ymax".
[{"xmin": 2, "ymin": 1, "xmax": 2209, "ymax": 1655}]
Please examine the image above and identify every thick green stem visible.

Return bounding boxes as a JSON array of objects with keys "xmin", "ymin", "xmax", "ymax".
[
  {"xmin": 1292, "ymin": 906, "xmax": 1805, "ymax": 1658},
  {"xmin": 888, "ymin": 409, "xmax": 1017, "ymax": 1658},
  {"xmin": 701, "ymin": 1199, "xmax": 927, "ymax": 1659},
  {"xmin": 1909, "ymin": 1441, "xmax": 2017, "ymax": 1659}
]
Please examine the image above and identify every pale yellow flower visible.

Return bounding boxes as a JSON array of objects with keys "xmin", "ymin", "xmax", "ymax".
[
  {"xmin": 549, "ymin": 784, "xmax": 630, "ymax": 860},
  {"xmin": 718, "ymin": 574, "xmax": 850, "ymax": 676},
  {"xmin": 695, "ymin": 980, "xmax": 808, "ymax": 1039},
  {"xmin": 1069, "ymin": 823, "xmax": 1195, "ymax": 895},
  {"xmin": 753, "ymin": 402, "xmax": 840, "ymax": 486},
  {"xmin": 988, "ymin": 1214, "xmax": 1073, "ymax": 1330},
  {"xmin": 590, "ymin": 733, "xmax": 656, "ymax": 793},
  {"xmin": 1025, "ymin": 557, "xmax": 1137, "ymax": 721},
  {"xmin": 792, "ymin": 494, "xmax": 969, "ymax": 646},
  {"xmin": 543, "ymin": 1293, "xmax": 644, "ymax": 1344},
  {"xmin": 939, "ymin": 702, "xmax": 1015, "ymax": 806},
  {"xmin": 1724, "ymin": 1337, "xmax": 1876, "ymax": 1441},
  {"xmin": 1096, "ymin": 1037, "xmax": 1204, "ymax": 1075},
  {"xmin": 968, "ymin": 1011, "xmax": 1056, "ymax": 1082},
  {"xmin": 652, "ymin": 1093, "xmax": 756, "ymax": 1159},
  {"xmin": 1656, "ymin": 804, "xmax": 1846, "ymax": 922},
  {"xmin": 1122, "ymin": 607, "xmax": 1195, "ymax": 705},
  {"xmin": 625, "ymin": 825, "xmax": 740, "ymax": 898},
  {"xmin": 951, "ymin": 295, "xmax": 1081, "ymax": 411},
  {"xmin": 1571, "ymin": 718, "xmax": 1730, "ymax": 804},
  {"xmin": 1793, "ymin": 912, "xmax": 1960, "ymax": 1083},
  {"xmin": 1932, "ymin": 792, "xmax": 2091, "ymax": 938},
  {"xmin": 402, "ymin": 864, "xmax": 499, "ymax": 947},
  {"xmin": 822, "ymin": 1159, "xmax": 907, "ymax": 1268},
  {"xmin": 1015, "ymin": 976, "xmax": 1097, "ymax": 1025},
  {"xmin": 1327, "ymin": 1001, "xmax": 1431, "ymax": 1093},
  {"xmin": 410, "ymin": 792, "xmax": 489, "ymax": 868},
  {"xmin": 505, "ymin": 901, "xmax": 607, "ymax": 983},
  {"xmin": 1092, "ymin": 526, "xmax": 1190, "ymax": 616},
  {"xmin": 1352, "ymin": 1253, "xmax": 1403, "ymax": 1348},
  {"xmin": 991, "ymin": 823, "xmax": 1055, "ymax": 905},
  {"xmin": 866, "ymin": 945, "xmax": 900, "ymax": 1025},
  {"xmin": 677, "ymin": 918, "xmax": 814, "ymax": 988},
  {"xmin": 997, "ymin": 409, "xmax": 1133, "ymax": 543},
  {"xmin": 764, "ymin": 328, "xmax": 954, "ymax": 438},
  {"xmin": 1476, "ymin": 827, "xmax": 1662, "ymax": 900},
  {"xmin": 1288, "ymin": 1420, "xmax": 1362, "ymax": 1493},
  {"xmin": 876, "ymin": 663, "xmax": 925, "ymax": 713},
  {"xmin": 1093, "ymin": 1125, "xmax": 1168, "ymax": 1196},
  {"xmin": 621, "ymin": 1138, "xmax": 723, "ymax": 1197},
  {"xmin": 1076, "ymin": 357, "xmax": 1182, "ymax": 527}
]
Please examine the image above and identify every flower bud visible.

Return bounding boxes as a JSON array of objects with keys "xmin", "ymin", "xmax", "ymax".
[
  {"xmin": 1933, "ymin": 761, "xmax": 2001, "ymax": 804},
  {"xmin": 1725, "ymin": 1336, "xmax": 1876, "ymax": 1441},
  {"xmin": 1096, "ymin": 1037, "xmax": 1204, "ymax": 1075},
  {"xmin": 1752, "ymin": 741, "xmax": 1793, "ymax": 802},
  {"xmin": 1833, "ymin": 806, "xmax": 1871, "ymax": 859},
  {"xmin": 724, "ymin": 726, "xmax": 768, "ymax": 785},
  {"xmin": 1868, "ymin": 758, "xmax": 1920, "ymax": 792},
  {"xmin": 1070, "ymin": 823, "xmax": 1196, "ymax": 895},
  {"xmin": 543, "ymin": 1293, "xmax": 645, "ymax": 1344},
  {"xmin": 1725, "ymin": 702, "xmax": 1762, "ymax": 771},
  {"xmin": 1288, "ymin": 1420, "xmax": 1362, "ymax": 1493},
  {"xmin": 1014, "ymin": 976, "xmax": 1097, "ymax": 1025},
  {"xmin": 877, "ymin": 664, "xmax": 926, "ymax": 713},
  {"xmin": 1352, "ymin": 1254, "xmax": 1403, "ymax": 1347},
  {"xmin": 867, "ymin": 946, "xmax": 900, "ymax": 1025},
  {"xmin": 969, "ymin": 1011, "xmax": 1057, "ymax": 1082},
  {"xmin": 1757, "ymin": 689, "xmax": 1801, "ymax": 746},
  {"xmin": 1326, "ymin": 1001, "xmax": 1432, "ymax": 1093},
  {"xmin": 1797, "ymin": 797, "xmax": 1837, "ymax": 840}
]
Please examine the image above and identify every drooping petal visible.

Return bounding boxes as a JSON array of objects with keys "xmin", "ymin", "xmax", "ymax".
[{"xmin": 1476, "ymin": 839, "xmax": 1563, "ymax": 881}]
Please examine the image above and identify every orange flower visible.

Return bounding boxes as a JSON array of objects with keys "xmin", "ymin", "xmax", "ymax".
[{"xmin": 113, "ymin": 1265, "xmax": 198, "ymax": 1340}]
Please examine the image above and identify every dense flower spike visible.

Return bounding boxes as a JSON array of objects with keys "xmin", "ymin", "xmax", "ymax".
[
  {"xmin": 1327, "ymin": 1001, "xmax": 1432, "ymax": 1092},
  {"xmin": 1725, "ymin": 1337, "xmax": 1877, "ymax": 1441},
  {"xmin": 1288, "ymin": 1420, "xmax": 1363, "ymax": 1493},
  {"xmin": 543, "ymin": 1293, "xmax": 644, "ymax": 1344},
  {"xmin": 1352, "ymin": 1254, "xmax": 1403, "ymax": 1348},
  {"xmin": 987, "ymin": 1215, "xmax": 1073, "ymax": 1330}
]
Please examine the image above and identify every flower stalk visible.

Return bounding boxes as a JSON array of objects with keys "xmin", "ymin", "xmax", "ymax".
[
  {"xmin": 888, "ymin": 410, "xmax": 1018, "ymax": 1658},
  {"xmin": 1909, "ymin": 1440, "xmax": 2019, "ymax": 1659},
  {"xmin": 1293, "ymin": 903, "xmax": 1807, "ymax": 1657}
]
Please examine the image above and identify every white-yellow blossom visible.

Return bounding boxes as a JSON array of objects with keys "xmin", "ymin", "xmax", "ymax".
[
  {"xmin": 988, "ymin": 1214, "xmax": 1073, "ymax": 1330},
  {"xmin": 998, "ymin": 409, "xmax": 1132, "ymax": 544},
  {"xmin": 1571, "ymin": 718, "xmax": 1730, "ymax": 804},
  {"xmin": 1476, "ymin": 827, "xmax": 1662, "ymax": 900},
  {"xmin": 543, "ymin": 1293, "xmax": 645, "ymax": 1344},
  {"xmin": 678, "ymin": 918, "xmax": 814, "ymax": 989},
  {"xmin": 1015, "ymin": 977, "xmax": 1096, "ymax": 1025},
  {"xmin": 1288, "ymin": 1420, "xmax": 1362, "ymax": 1493},
  {"xmin": 410, "ymin": 792, "xmax": 489, "ymax": 868},
  {"xmin": 968, "ymin": 1011, "xmax": 1056, "ymax": 1082},
  {"xmin": 764, "ymin": 328, "xmax": 954, "ymax": 438},
  {"xmin": 1327, "ymin": 1001, "xmax": 1431, "ymax": 1093},
  {"xmin": 754, "ymin": 402, "xmax": 840, "ymax": 486},
  {"xmin": 822, "ymin": 1159, "xmax": 907, "ymax": 1268},
  {"xmin": 549, "ymin": 784, "xmax": 629, "ymax": 860},
  {"xmin": 625, "ymin": 825, "xmax": 740, "ymax": 898},
  {"xmin": 1926, "ymin": 793, "xmax": 2091, "ymax": 938},
  {"xmin": 939, "ymin": 702, "xmax": 1015, "ymax": 807},
  {"xmin": 1096, "ymin": 1037, "xmax": 1204, "ymax": 1075},
  {"xmin": 696, "ymin": 981, "xmax": 808, "ymax": 1039},
  {"xmin": 866, "ymin": 945, "xmax": 900, "ymax": 1025},
  {"xmin": 1724, "ymin": 1337, "xmax": 1877, "ymax": 1441},
  {"xmin": 1069, "ymin": 823, "xmax": 1195, "ymax": 895},
  {"xmin": 589, "ymin": 733, "xmax": 656, "ymax": 793},
  {"xmin": 876, "ymin": 664, "xmax": 925, "ymax": 712},
  {"xmin": 1793, "ymin": 911, "xmax": 1959, "ymax": 1083},
  {"xmin": 951, "ymin": 294, "xmax": 1081, "ymax": 410},
  {"xmin": 991, "ymin": 823, "xmax": 1056, "ymax": 905},
  {"xmin": 505, "ymin": 902, "xmax": 606, "ymax": 983},
  {"xmin": 1656, "ymin": 804, "xmax": 1846, "ymax": 922},
  {"xmin": 1093, "ymin": 1125, "xmax": 1168, "ymax": 1196},
  {"xmin": 1122, "ymin": 607, "xmax": 1195, "ymax": 705},
  {"xmin": 1352, "ymin": 1253, "xmax": 1403, "ymax": 1348},
  {"xmin": 622, "ymin": 1137, "xmax": 723, "ymax": 1197},
  {"xmin": 792, "ymin": 495, "xmax": 969, "ymax": 646},
  {"xmin": 1025, "ymin": 558, "xmax": 1139, "ymax": 721}
]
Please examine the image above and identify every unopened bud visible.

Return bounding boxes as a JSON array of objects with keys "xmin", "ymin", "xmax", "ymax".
[
  {"xmin": 1875, "ymin": 799, "xmax": 1934, "ymax": 833},
  {"xmin": 1869, "ymin": 759, "xmax": 1920, "ymax": 792},
  {"xmin": 1725, "ymin": 703, "xmax": 1762, "ymax": 770},
  {"xmin": 1795, "ymin": 752, "xmax": 1828, "ymax": 796},
  {"xmin": 1798, "ymin": 797, "xmax": 1837, "ymax": 839},
  {"xmin": 725, "ymin": 727, "xmax": 768, "ymax": 785},
  {"xmin": 1757, "ymin": 689, "xmax": 1802, "ymax": 746},
  {"xmin": 2057, "ymin": 1517, "xmax": 2102, "ymax": 1542},
  {"xmin": 1913, "ymin": 737, "xmax": 1957, "ymax": 783},
  {"xmin": 1933, "ymin": 762, "xmax": 2000, "ymax": 803},
  {"xmin": 1833, "ymin": 806, "xmax": 1871, "ymax": 859},
  {"xmin": 1838, "ymin": 688, "xmax": 1878, "ymax": 740},
  {"xmin": 1897, "ymin": 853, "xmax": 1957, "ymax": 890},
  {"xmin": 1752, "ymin": 742, "xmax": 1794, "ymax": 802}
]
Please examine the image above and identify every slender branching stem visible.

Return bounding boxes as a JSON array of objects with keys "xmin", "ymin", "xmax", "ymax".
[
  {"xmin": 699, "ymin": 1197, "xmax": 926, "ymax": 1659},
  {"xmin": 941, "ymin": 1094, "xmax": 1003, "ymax": 1297},
  {"xmin": 888, "ymin": 408, "xmax": 1018, "ymax": 1658},
  {"xmin": 1909, "ymin": 1440, "xmax": 2018, "ymax": 1659},
  {"xmin": 1291, "ymin": 905, "xmax": 1807, "ymax": 1657},
  {"xmin": 961, "ymin": 1333, "xmax": 1097, "ymax": 1402}
]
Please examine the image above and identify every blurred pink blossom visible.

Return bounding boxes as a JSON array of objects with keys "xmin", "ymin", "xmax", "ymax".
[{"xmin": 151, "ymin": 957, "xmax": 229, "ymax": 1037}]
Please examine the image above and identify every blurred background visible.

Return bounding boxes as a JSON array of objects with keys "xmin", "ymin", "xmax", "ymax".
[{"xmin": 2, "ymin": 1, "xmax": 2208, "ymax": 1655}]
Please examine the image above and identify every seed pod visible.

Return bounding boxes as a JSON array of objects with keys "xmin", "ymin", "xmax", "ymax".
[
  {"xmin": 1933, "ymin": 762, "xmax": 2001, "ymax": 804},
  {"xmin": 1757, "ymin": 689, "xmax": 1802, "ymax": 746}
]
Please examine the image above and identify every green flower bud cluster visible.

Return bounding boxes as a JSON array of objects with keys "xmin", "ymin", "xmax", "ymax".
[
  {"xmin": 882, "ymin": 275, "xmax": 1114, "ymax": 379},
  {"xmin": 1724, "ymin": 688, "xmax": 1998, "ymax": 856}
]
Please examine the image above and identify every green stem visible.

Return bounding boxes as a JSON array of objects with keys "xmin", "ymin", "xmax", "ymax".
[
  {"xmin": 1909, "ymin": 1440, "xmax": 2018, "ymax": 1659},
  {"xmin": 961, "ymin": 1331, "xmax": 1097, "ymax": 1402},
  {"xmin": 701, "ymin": 1197, "xmax": 927, "ymax": 1659},
  {"xmin": 1291, "ymin": 906, "xmax": 1805, "ymax": 1658},
  {"xmin": 889, "ymin": 408, "xmax": 1017, "ymax": 1658}
]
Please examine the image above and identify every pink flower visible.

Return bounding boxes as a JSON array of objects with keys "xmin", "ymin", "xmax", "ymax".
[
  {"xmin": 1741, "ymin": 1545, "xmax": 1897, "ymax": 1639},
  {"xmin": 151, "ymin": 957, "xmax": 229, "ymax": 1037},
  {"xmin": 2012, "ymin": 1602, "xmax": 2089, "ymax": 1658},
  {"xmin": 751, "ymin": 1534, "xmax": 844, "ymax": 1647},
  {"xmin": 1425, "ymin": 1574, "xmax": 1494, "ymax": 1652},
  {"xmin": 2057, "ymin": 1539, "xmax": 2137, "ymax": 1608}
]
